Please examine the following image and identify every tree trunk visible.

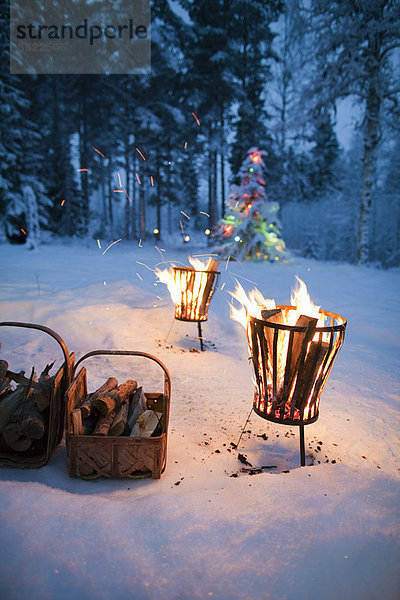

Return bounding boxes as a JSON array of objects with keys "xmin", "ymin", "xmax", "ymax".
[
  {"xmin": 124, "ymin": 148, "xmax": 131, "ymax": 240},
  {"xmin": 80, "ymin": 85, "xmax": 89, "ymax": 235},
  {"xmin": 357, "ymin": 34, "xmax": 381, "ymax": 265}
]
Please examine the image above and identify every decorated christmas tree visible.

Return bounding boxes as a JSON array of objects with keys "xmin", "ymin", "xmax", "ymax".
[{"xmin": 215, "ymin": 147, "xmax": 289, "ymax": 262}]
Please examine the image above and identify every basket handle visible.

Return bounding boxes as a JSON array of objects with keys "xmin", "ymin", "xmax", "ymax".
[
  {"xmin": 73, "ymin": 350, "xmax": 171, "ymax": 396},
  {"xmin": 0, "ymin": 321, "xmax": 72, "ymax": 385}
]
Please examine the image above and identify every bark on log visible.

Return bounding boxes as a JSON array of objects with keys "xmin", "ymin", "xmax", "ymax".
[
  {"xmin": 109, "ymin": 403, "xmax": 129, "ymax": 436},
  {"xmin": 81, "ymin": 377, "xmax": 118, "ymax": 417},
  {"xmin": 93, "ymin": 410, "xmax": 116, "ymax": 436},
  {"xmin": 92, "ymin": 379, "xmax": 137, "ymax": 416}
]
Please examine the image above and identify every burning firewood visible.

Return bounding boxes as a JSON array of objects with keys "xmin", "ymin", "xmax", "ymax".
[
  {"xmin": 294, "ymin": 340, "xmax": 330, "ymax": 411},
  {"xmin": 279, "ymin": 314, "xmax": 318, "ymax": 404}
]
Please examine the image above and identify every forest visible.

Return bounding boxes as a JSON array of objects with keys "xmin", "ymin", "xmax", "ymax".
[{"xmin": 1, "ymin": 0, "xmax": 399, "ymax": 267}]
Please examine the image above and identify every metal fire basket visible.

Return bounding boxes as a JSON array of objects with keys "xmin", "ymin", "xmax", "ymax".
[
  {"xmin": 172, "ymin": 266, "xmax": 220, "ymax": 351},
  {"xmin": 248, "ymin": 306, "xmax": 346, "ymax": 465}
]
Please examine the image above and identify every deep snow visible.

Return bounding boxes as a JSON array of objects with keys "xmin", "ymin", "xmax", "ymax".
[{"xmin": 0, "ymin": 238, "xmax": 399, "ymax": 600}]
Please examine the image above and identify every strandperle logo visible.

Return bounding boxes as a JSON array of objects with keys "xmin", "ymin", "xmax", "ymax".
[
  {"xmin": 15, "ymin": 19, "xmax": 148, "ymax": 47},
  {"xmin": 10, "ymin": 0, "xmax": 151, "ymax": 75}
]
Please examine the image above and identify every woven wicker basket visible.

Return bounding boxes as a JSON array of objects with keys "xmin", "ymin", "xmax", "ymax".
[
  {"xmin": 0, "ymin": 321, "xmax": 73, "ymax": 468},
  {"xmin": 66, "ymin": 350, "xmax": 171, "ymax": 479}
]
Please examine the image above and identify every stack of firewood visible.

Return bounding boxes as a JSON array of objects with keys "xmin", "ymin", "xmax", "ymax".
[
  {"xmin": 0, "ymin": 357, "xmax": 54, "ymax": 452},
  {"xmin": 71, "ymin": 377, "xmax": 162, "ymax": 438}
]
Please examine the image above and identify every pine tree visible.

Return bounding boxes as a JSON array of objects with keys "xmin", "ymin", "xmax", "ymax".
[{"xmin": 215, "ymin": 147, "xmax": 289, "ymax": 262}]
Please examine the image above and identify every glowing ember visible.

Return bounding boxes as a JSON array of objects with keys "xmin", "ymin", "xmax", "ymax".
[
  {"xmin": 135, "ymin": 147, "xmax": 146, "ymax": 161},
  {"xmin": 92, "ymin": 146, "xmax": 105, "ymax": 158}
]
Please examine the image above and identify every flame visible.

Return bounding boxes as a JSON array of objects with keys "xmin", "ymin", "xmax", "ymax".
[
  {"xmin": 155, "ymin": 256, "xmax": 216, "ymax": 321},
  {"xmin": 229, "ymin": 281, "xmax": 276, "ymax": 330}
]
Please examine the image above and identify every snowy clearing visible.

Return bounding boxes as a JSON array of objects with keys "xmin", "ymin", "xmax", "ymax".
[{"xmin": 0, "ymin": 239, "xmax": 399, "ymax": 600}]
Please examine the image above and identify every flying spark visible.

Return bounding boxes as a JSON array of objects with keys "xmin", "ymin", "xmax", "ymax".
[
  {"xmin": 136, "ymin": 147, "xmax": 146, "ymax": 161},
  {"xmin": 180, "ymin": 211, "xmax": 190, "ymax": 220},
  {"xmin": 200, "ymin": 211, "xmax": 210, "ymax": 217},
  {"xmin": 135, "ymin": 172, "xmax": 142, "ymax": 185},
  {"xmin": 191, "ymin": 112, "xmax": 200, "ymax": 126},
  {"xmin": 138, "ymin": 239, "xmax": 142, "ymax": 247},
  {"xmin": 97, "ymin": 239, "xmax": 101, "ymax": 249},
  {"xmin": 61, "ymin": 199, "xmax": 66, "ymax": 206},
  {"xmin": 77, "ymin": 168, "xmax": 88, "ymax": 172},
  {"xmin": 151, "ymin": 176, "xmax": 154, "ymax": 186},
  {"xmin": 184, "ymin": 141, "xmax": 188, "ymax": 149},
  {"xmin": 118, "ymin": 173, "xmax": 122, "ymax": 187},
  {"xmin": 92, "ymin": 146, "xmax": 105, "ymax": 158},
  {"xmin": 102, "ymin": 238, "xmax": 122, "ymax": 255},
  {"xmin": 20, "ymin": 228, "xmax": 27, "ymax": 235},
  {"xmin": 136, "ymin": 273, "xmax": 143, "ymax": 280}
]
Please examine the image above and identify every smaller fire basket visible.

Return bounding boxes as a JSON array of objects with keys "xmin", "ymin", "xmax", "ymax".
[
  {"xmin": 172, "ymin": 265, "xmax": 220, "ymax": 351},
  {"xmin": 248, "ymin": 306, "xmax": 346, "ymax": 465}
]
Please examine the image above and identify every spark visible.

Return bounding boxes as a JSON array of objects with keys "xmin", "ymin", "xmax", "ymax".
[
  {"xmin": 113, "ymin": 189, "xmax": 124, "ymax": 193},
  {"xmin": 179, "ymin": 220, "xmax": 185, "ymax": 236},
  {"xmin": 136, "ymin": 272, "xmax": 143, "ymax": 281},
  {"xmin": 61, "ymin": 199, "xmax": 66, "ymax": 207},
  {"xmin": 156, "ymin": 296, "xmax": 163, "ymax": 301},
  {"xmin": 136, "ymin": 147, "xmax": 146, "ymax": 161},
  {"xmin": 92, "ymin": 146, "xmax": 105, "ymax": 158},
  {"xmin": 184, "ymin": 141, "xmax": 188, "ymax": 150},
  {"xmin": 180, "ymin": 210, "xmax": 190, "ymax": 220},
  {"xmin": 103, "ymin": 281, "xmax": 107, "ymax": 286},
  {"xmin": 200, "ymin": 211, "xmax": 210, "ymax": 217},
  {"xmin": 135, "ymin": 172, "xmax": 142, "ymax": 185},
  {"xmin": 77, "ymin": 168, "xmax": 88, "ymax": 172},
  {"xmin": 136, "ymin": 261, "xmax": 156, "ymax": 273},
  {"xmin": 225, "ymin": 256, "xmax": 231, "ymax": 270},
  {"xmin": 117, "ymin": 173, "xmax": 122, "ymax": 187},
  {"xmin": 153, "ymin": 304, "xmax": 158, "ymax": 308},
  {"xmin": 102, "ymin": 238, "xmax": 122, "ymax": 255},
  {"xmin": 151, "ymin": 175, "xmax": 155, "ymax": 186},
  {"xmin": 97, "ymin": 239, "xmax": 102, "ymax": 249},
  {"xmin": 20, "ymin": 228, "xmax": 27, "ymax": 235},
  {"xmin": 192, "ymin": 253, "xmax": 219, "ymax": 258},
  {"xmin": 191, "ymin": 112, "xmax": 200, "ymax": 126},
  {"xmin": 138, "ymin": 239, "xmax": 142, "ymax": 247},
  {"xmin": 220, "ymin": 282, "xmax": 226, "ymax": 291}
]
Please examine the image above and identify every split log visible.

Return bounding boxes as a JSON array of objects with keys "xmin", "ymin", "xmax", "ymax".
[
  {"xmin": 93, "ymin": 410, "xmax": 116, "ymax": 436},
  {"xmin": 5, "ymin": 370, "xmax": 41, "ymax": 390},
  {"xmin": 127, "ymin": 386, "xmax": 146, "ymax": 431},
  {"xmin": 279, "ymin": 315, "xmax": 318, "ymax": 404},
  {"xmin": 130, "ymin": 410, "xmax": 162, "ymax": 437},
  {"xmin": 92, "ymin": 379, "xmax": 137, "ymax": 416},
  {"xmin": 109, "ymin": 403, "xmax": 129, "ymax": 437},
  {"xmin": 71, "ymin": 408, "xmax": 83, "ymax": 435},
  {"xmin": 21, "ymin": 398, "xmax": 46, "ymax": 439},
  {"xmin": 294, "ymin": 340, "xmax": 330, "ymax": 411},
  {"xmin": 205, "ymin": 258, "xmax": 220, "ymax": 272},
  {"xmin": 81, "ymin": 377, "xmax": 118, "ymax": 418},
  {"xmin": 2, "ymin": 393, "xmax": 46, "ymax": 449}
]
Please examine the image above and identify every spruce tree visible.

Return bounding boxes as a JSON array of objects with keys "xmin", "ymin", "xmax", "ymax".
[{"xmin": 215, "ymin": 147, "xmax": 289, "ymax": 262}]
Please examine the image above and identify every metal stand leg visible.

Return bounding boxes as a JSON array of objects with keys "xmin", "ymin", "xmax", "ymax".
[
  {"xmin": 299, "ymin": 424, "xmax": 305, "ymax": 466},
  {"xmin": 197, "ymin": 321, "xmax": 204, "ymax": 351}
]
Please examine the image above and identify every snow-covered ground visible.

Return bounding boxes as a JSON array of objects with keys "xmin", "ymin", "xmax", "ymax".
[{"xmin": 0, "ymin": 238, "xmax": 399, "ymax": 600}]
